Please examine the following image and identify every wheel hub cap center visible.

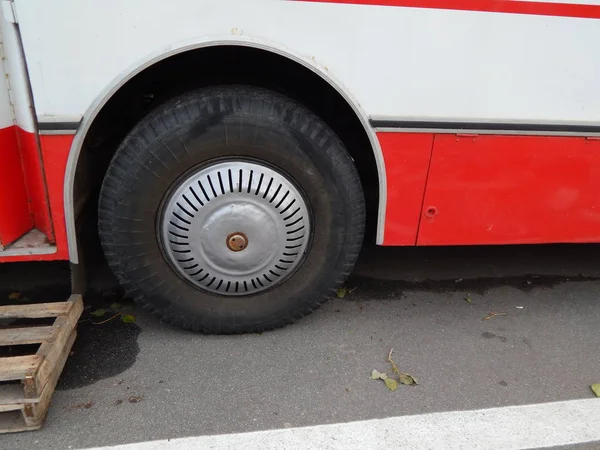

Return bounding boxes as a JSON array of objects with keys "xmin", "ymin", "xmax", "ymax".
[{"xmin": 227, "ymin": 232, "xmax": 248, "ymax": 252}]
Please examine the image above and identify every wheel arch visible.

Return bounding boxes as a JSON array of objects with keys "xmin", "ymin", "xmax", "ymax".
[{"xmin": 64, "ymin": 38, "xmax": 386, "ymax": 263}]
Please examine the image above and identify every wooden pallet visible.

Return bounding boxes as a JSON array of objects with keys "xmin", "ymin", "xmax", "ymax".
[{"xmin": 0, "ymin": 295, "xmax": 83, "ymax": 433}]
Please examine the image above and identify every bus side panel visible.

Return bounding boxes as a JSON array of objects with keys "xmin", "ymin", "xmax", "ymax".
[
  {"xmin": 417, "ymin": 135, "xmax": 600, "ymax": 245},
  {"xmin": 378, "ymin": 132, "xmax": 433, "ymax": 245}
]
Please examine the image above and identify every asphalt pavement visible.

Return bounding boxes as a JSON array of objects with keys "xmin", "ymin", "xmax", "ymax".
[{"xmin": 1, "ymin": 243, "xmax": 600, "ymax": 449}]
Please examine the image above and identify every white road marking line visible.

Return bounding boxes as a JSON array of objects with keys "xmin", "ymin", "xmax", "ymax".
[{"xmin": 86, "ymin": 398, "xmax": 600, "ymax": 450}]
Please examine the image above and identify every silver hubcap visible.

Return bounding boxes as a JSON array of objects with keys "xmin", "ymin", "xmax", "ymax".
[{"xmin": 161, "ymin": 161, "xmax": 311, "ymax": 295}]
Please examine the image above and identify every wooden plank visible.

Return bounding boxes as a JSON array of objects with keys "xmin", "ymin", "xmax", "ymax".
[
  {"xmin": 0, "ymin": 295, "xmax": 83, "ymax": 432},
  {"xmin": 0, "ymin": 355, "xmax": 41, "ymax": 382},
  {"xmin": 0, "ymin": 302, "xmax": 71, "ymax": 319},
  {"xmin": 23, "ymin": 329, "xmax": 76, "ymax": 429},
  {"xmin": 0, "ymin": 326, "xmax": 56, "ymax": 346},
  {"xmin": 32, "ymin": 295, "xmax": 82, "ymax": 397},
  {"xmin": 0, "ymin": 400, "xmax": 24, "ymax": 413},
  {"xmin": 0, "ymin": 384, "xmax": 39, "ymax": 406}
]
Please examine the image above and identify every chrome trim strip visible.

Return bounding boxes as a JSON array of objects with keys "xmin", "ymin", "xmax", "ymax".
[
  {"xmin": 38, "ymin": 118, "xmax": 80, "ymax": 135},
  {"xmin": 373, "ymin": 127, "xmax": 600, "ymax": 137},
  {"xmin": 38, "ymin": 120, "xmax": 80, "ymax": 131},
  {"xmin": 39, "ymin": 129, "xmax": 77, "ymax": 135},
  {"xmin": 370, "ymin": 115, "xmax": 600, "ymax": 128},
  {"xmin": 370, "ymin": 116, "xmax": 600, "ymax": 136}
]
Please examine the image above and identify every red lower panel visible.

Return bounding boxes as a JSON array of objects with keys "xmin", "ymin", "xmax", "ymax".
[
  {"xmin": 16, "ymin": 127, "xmax": 54, "ymax": 241},
  {"xmin": 417, "ymin": 134, "xmax": 600, "ymax": 245},
  {"xmin": 378, "ymin": 132, "xmax": 434, "ymax": 245},
  {"xmin": 38, "ymin": 135, "xmax": 72, "ymax": 259},
  {"xmin": 0, "ymin": 134, "xmax": 72, "ymax": 262},
  {"xmin": 0, "ymin": 126, "xmax": 32, "ymax": 247}
]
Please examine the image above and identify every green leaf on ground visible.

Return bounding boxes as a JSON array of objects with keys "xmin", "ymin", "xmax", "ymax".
[
  {"xmin": 90, "ymin": 309, "xmax": 106, "ymax": 317},
  {"xmin": 387, "ymin": 348, "xmax": 419, "ymax": 387},
  {"xmin": 399, "ymin": 373, "xmax": 418, "ymax": 385},
  {"xmin": 464, "ymin": 294, "xmax": 472, "ymax": 304},
  {"xmin": 370, "ymin": 369, "xmax": 388, "ymax": 380},
  {"xmin": 370, "ymin": 369, "xmax": 385, "ymax": 380},
  {"xmin": 110, "ymin": 302, "xmax": 122, "ymax": 310},
  {"xmin": 121, "ymin": 314, "xmax": 136, "ymax": 323},
  {"xmin": 373, "ymin": 350, "xmax": 420, "ymax": 391},
  {"xmin": 384, "ymin": 378, "xmax": 398, "ymax": 391},
  {"xmin": 591, "ymin": 384, "xmax": 600, "ymax": 397},
  {"xmin": 336, "ymin": 287, "xmax": 350, "ymax": 298},
  {"xmin": 371, "ymin": 369, "xmax": 396, "ymax": 391}
]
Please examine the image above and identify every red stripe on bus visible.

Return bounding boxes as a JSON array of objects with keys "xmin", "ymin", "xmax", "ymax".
[{"xmin": 302, "ymin": 0, "xmax": 600, "ymax": 19}]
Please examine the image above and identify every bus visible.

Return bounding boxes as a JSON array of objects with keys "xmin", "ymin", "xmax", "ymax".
[{"xmin": 1, "ymin": 0, "xmax": 599, "ymax": 333}]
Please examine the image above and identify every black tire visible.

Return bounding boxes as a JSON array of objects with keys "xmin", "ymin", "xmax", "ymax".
[{"xmin": 98, "ymin": 86, "xmax": 365, "ymax": 333}]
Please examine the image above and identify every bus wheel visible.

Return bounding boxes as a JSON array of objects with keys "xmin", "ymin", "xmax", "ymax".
[{"xmin": 98, "ymin": 86, "xmax": 365, "ymax": 333}]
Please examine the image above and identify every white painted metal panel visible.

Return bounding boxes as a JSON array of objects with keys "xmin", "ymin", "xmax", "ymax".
[
  {"xmin": 0, "ymin": 18, "xmax": 13, "ymax": 130},
  {"xmin": 13, "ymin": 0, "xmax": 600, "ymax": 125},
  {"xmin": 0, "ymin": 5, "xmax": 35, "ymax": 133}
]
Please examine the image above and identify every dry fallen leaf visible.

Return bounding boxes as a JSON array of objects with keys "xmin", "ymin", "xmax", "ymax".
[
  {"xmin": 399, "ymin": 373, "xmax": 418, "ymax": 385},
  {"xmin": 370, "ymin": 369, "xmax": 398, "ymax": 391},
  {"xmin": 8, "ymin": 292, "xmax": 21, "ymax": 301},
  {"xmin": 370, "ymin": 369, "xmax": 387, "ymax": 380},
  {"xmin": 71, "ymin": 401, "xmax": 95, "ymax": 409},
  {"xmin": 371, "ymin": 349, "xmax": 419, "ymax": 391},
  {"xmin": 388, "ymin": 348, "xmax": 418, "ymax": 385},
  {"xmin": 384, "ymin": 378, "xmax": 398, "ymax": 391},
  {"xmin": 483, "ymin": 312, "xmax": 507, "ymax": 321}
]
